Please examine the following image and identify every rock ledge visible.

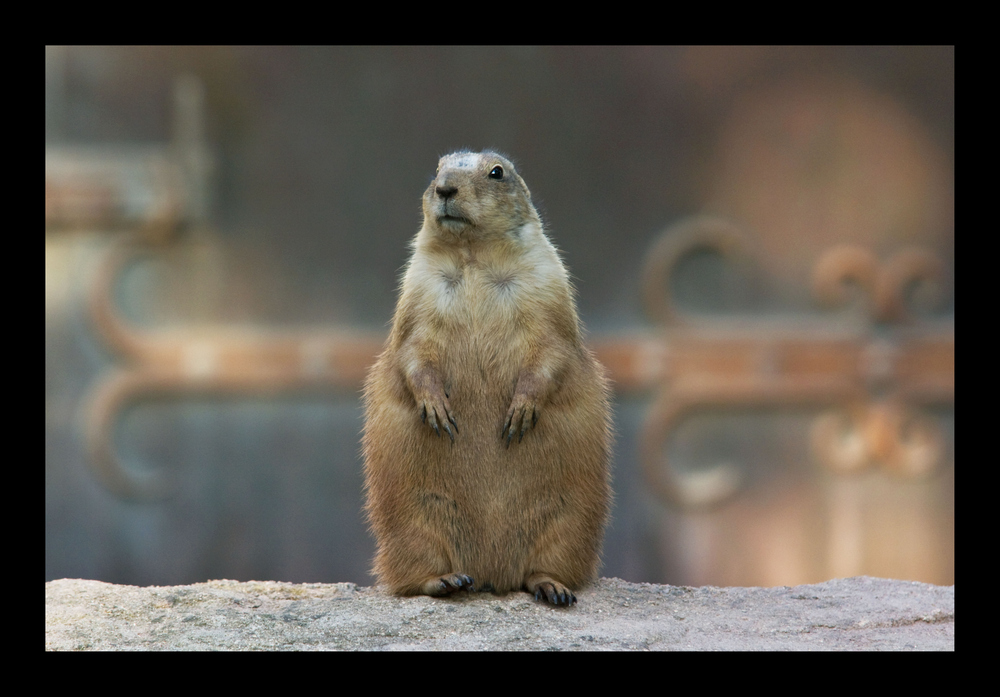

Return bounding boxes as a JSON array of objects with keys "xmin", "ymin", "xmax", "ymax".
[{"xmin": 45, "ymin": 576, "xmax": 954, "ymax": 651}]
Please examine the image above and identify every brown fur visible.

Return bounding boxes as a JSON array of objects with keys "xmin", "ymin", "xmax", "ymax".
[{"xmin": 362, "ymin": 151, "xmax": 612, "ymax": 606}]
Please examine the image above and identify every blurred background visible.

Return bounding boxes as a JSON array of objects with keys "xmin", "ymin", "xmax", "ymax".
[{"xmin": 45, "ymin": 46, "xmax": 954, "ymax": 588}]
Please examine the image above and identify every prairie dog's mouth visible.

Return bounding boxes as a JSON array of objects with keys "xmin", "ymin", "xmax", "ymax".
[{"xmin": 438, "ymin": 214, "xmax": 472, "ymax": 227}]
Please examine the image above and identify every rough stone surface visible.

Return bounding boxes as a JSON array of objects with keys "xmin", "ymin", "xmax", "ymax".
[{"xmin": 45, "ymin": 576, "xmax": 953, "ymax": 651}]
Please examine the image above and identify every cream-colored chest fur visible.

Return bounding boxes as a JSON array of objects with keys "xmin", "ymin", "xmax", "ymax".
[
  {"xmin": 408, "ymin": 223, "xmax": 566, "ymax": 328},
  {"xmin": 397, "ymin": 221, "xmax": 571, "ymax": 384}
]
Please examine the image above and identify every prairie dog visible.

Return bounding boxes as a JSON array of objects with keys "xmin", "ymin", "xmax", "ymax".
[{"xmin": 362, "ymin": 151, "xmax": 612, "ymax": 606}]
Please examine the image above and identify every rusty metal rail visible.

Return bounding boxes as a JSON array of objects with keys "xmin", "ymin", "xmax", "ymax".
[{"xmin": 80, "ymin": 218, "xmax": 953, "ymax": 504}]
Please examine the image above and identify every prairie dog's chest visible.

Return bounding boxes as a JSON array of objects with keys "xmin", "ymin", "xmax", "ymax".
[{"xmin": 421, "ymin": 253, "xmax": 539, "ymax": 324}]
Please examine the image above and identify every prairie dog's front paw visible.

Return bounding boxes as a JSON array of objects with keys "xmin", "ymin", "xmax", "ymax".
[
  {"xmin": 409, "ymin": 366, "xmax": 458, "ymax": 441},
  {"xmin": 419, "ymin": 389, "xmax": 457, "ymax": 441},
  {"xmin": 502, "ymin": 392, "xmax": 538, "ymax": 446}
]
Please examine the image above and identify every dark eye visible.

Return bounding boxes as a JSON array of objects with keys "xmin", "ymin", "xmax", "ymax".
[{"xmin": 489, "ymin": 165, "xmax": 504, "ymax": 180}]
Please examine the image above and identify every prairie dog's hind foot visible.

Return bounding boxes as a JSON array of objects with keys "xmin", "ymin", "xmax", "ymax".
[
  {"xmin": 420, "ymin": 573, "xmax": 475, "ymax": 596},
  {"xmin": 525, "ymin": 573, "xmax": 577, "ymax": 607}
]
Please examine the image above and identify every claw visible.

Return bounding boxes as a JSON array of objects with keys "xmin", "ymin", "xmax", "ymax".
[{"xmin": 530, "ymin": 581, "xmax": 577, "ymax": 607}]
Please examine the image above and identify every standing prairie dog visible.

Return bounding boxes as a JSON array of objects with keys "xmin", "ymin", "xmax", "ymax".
[{"xmin": 362, "ymin": 151, "xmax": 612, "ymax": 606}]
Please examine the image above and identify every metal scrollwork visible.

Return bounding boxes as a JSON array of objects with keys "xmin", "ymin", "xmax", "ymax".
[
  {"xmin": 83, "ymin": 241, "xmax": 384, "ymax": 500},
  {"xmin": 812, "ymin": 245, "xmax": 944, "ymax": 323},
  {"xmin": 633, "ymin": 217, "xmax": 953, "ymax": 509},
  {"xmin": 81, "ymin": 216, "xmax": 952, "ymax": 504}
]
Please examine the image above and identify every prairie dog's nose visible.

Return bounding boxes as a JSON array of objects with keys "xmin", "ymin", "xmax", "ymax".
[
  {"xmin": 436, "ymin": 183, "xmax": 457, "ymax": 200},
  {"xmin": 435, "ymin": 170, "xmax": 461, "ymax": 200}
]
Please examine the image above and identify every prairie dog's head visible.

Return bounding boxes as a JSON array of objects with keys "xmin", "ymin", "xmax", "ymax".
[{"xmin": 422, "ymin": 151, "xmax": 538, "ymax": 239}]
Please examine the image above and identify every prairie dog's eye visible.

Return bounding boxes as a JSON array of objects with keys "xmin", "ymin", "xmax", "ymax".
[{"xmin": 489, "ymin": 165, "xmax": 504, "ymax": 180}]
